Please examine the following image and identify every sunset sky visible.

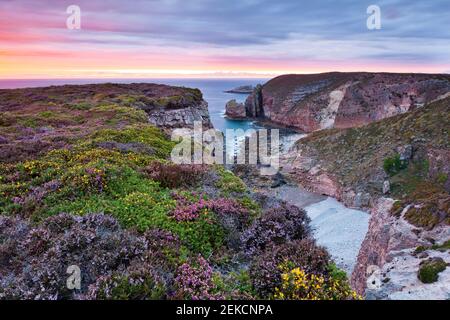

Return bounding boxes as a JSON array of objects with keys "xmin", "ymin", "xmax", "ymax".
[{"xmin": 1, "ymin": 0, "xmax": 449, "ymax": 78}]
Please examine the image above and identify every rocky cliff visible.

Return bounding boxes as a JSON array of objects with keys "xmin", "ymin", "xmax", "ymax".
[
  {"xmin": 280, "ymin": 96, "xmax": 450, "ymax": 298},
  {"xmin": 244, "ymin": 72, "xmax": 450, "ymax": 132},
  {"xmin": 352, "ymin": 197, "xmax": 450, "ymax": 300}
]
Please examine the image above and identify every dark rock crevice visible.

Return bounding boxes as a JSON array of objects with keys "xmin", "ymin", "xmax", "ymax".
[{"xmin": 245, "ymin": 84, "xmax": 264, "ymax": 118}]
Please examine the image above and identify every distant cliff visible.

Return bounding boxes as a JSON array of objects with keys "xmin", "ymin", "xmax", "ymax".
[{"xmin": 243, "ymin": 72, "xmax": 450, "ymax": 131}]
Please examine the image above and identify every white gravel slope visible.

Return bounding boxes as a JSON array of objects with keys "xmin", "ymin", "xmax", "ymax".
[{"xmin": 304, "ymin": 197, "xmax": 370, "ymax": 274}]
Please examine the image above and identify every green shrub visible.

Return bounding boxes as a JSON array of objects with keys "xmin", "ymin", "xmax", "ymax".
[
  {"xmin": 89, "ymin": 125, "xmax": 175, "ymax": 159},
  {"xmin": 383, "ymin": 154, "xmax": 408, "ymax": 176},
  {"xmin": 68, "ymin": 101, "xmax": 93, "ymax": 110},
  {"xmin": 211, "ymin": 270, "xmax": 257, "ymax": 299},
  {"xmin": 39, "ymin": 111, "xmax": 56, "ymax": 118},
  {"xmin": 437, "ymin": 173, "xmax": 448, "ymax": 184},
  {"xmin": 91, "ymin": 104, "xmax": 148, "ymax": 125},
  {"xmin": 91, "ymin": 273, "xmax": 167, "ymax": 300},
  {"xmin": 215, "ymin": 166, "xmax": 246, "ymax": 195},
  {"xmin": 327, "ymin": 263, "xmax": 348, "ymax": 282},
  {"xmin": 418, "ymin": 258, "xmax": 447, "ymax": 283}
]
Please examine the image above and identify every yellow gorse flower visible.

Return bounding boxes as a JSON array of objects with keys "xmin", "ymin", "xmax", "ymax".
[{"xmin": 274, "ymin": 264, "xmax": 362, "ymax": 301}]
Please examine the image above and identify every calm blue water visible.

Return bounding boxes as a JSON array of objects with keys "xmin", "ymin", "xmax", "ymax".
[{"xmin": 0, "ymin": 78, "xmax": 268, "ymax": 133}]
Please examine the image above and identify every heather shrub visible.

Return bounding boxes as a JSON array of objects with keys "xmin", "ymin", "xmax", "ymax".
[
  {"xmin": 241, "ymin": 203, "xmax": 311, "ymax": 255},
  {"xmin": 90, "ymin": 104, "xmax": 148, "ymax": 125},
  {"xmin": 0, "ymin": 214, "xmax": 145, "ymax": 299},
  {"xmin": 249, "ymin": 239, "xmax": 330, "ymax": 298},
  {"xmin": 0, "ymin": 214, "xmax": 187, "ymax": 300},
  {"xmin": 173, "ymin": 256, "xmax": 224, "ymax": 300},
  {"xmin": 87, "ymin": 270, "xmax": 167, "ymax": 300},
  {"xmin": 88, "ymin": 125, "xmax": 175, "ymax": 159},
  {"xmin": 171, "ymin": 192, "xmax": 251, "ymax": 249},
  {"xmin": 170, "ymin": 192, "xmax": 249, "ymax": 224},
  {"xmin": 144, "ymin": 162, "xmax": 207, "ymax": 188},
  {"xmin": 215, "ymin": 166, "xmax": 246, "ymax": 195}
]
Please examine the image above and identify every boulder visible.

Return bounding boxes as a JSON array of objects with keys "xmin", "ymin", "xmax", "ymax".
[
  {"xmin": 225, "ymin": 99, "xmax": 246, "ymax": 119},
  {"xmin": 397, "ymin": 144, "xmax": 413, "ymax": 161},
  {"xmin": 383, "ymin": 180, "xmax": 390, "ymax": 194}
]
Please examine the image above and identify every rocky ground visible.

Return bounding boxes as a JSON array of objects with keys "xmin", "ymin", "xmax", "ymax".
[{"xmin": 353, "ymin": 197, "xmax": 450, "ymax": 300}]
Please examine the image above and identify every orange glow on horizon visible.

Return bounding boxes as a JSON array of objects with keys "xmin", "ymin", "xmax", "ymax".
[{"xmin": 1, "ymin": 50, "xmax": 448, "ymax": 79}]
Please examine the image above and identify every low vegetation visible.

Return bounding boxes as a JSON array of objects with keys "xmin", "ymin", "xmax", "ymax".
[
  {"xmin": 0, "ymin": 83, "xmax": 355, "ymax": 300},
  {"xmin": 418, "ymin": 258, "xmax": 448, "ymax": 284}
]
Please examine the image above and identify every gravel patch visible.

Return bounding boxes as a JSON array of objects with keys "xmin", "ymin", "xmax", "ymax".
[
  {"xmin": 271, "ymin": 184, "xmax": 370, "ymax": 275},
  {"xmin": 304, "ymin": 197, "xmax": 370, "ymax": 274}
]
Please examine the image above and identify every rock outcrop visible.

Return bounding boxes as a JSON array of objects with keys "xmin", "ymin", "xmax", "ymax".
[
  {"xmin": 225, "ymin": 99, "xmax": 246, "ymax": 119},
  {"xmin": 126, "ymin": 84, "xmax": 213, "ymax": 130},
  {"xmin": 352, "ymin": 197, "xmax": 450, "ymax": 300},
  {"xmin": 245, "ymin": 84, "xmax": 264, "ymax": 118},
  {"xmin": 224, "ymin": 85, "xmax": 254, "ymax": 94},
  {"xmin": 146, "ymin": 99, "xmax": 211, "ymax": 130},
  {"xmin": 243, "ymin": 72, "xmax": 450, "ymax": 132}
]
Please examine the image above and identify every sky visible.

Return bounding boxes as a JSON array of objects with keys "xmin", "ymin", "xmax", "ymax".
[{"xmin": 0, "ymin": 0, "xmax": 449, "ymax": 78}]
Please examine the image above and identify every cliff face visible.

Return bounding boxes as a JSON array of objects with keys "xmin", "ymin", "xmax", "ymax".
[
  {"xmin": 245, "ymin": 72, "xmax": 450, "ymax": 132},
  {"xmin": 280, "ymin": 96, "xmax": 450, "ymax": 298},
  {"xmin": 352, "ymin": 197, "xmax": 450, "ymax": 300}
]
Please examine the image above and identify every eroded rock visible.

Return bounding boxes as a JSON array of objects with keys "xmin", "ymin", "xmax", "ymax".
[{"xmin": 225, "ymin": 99, "xmax": 246, "ymax": 119}]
